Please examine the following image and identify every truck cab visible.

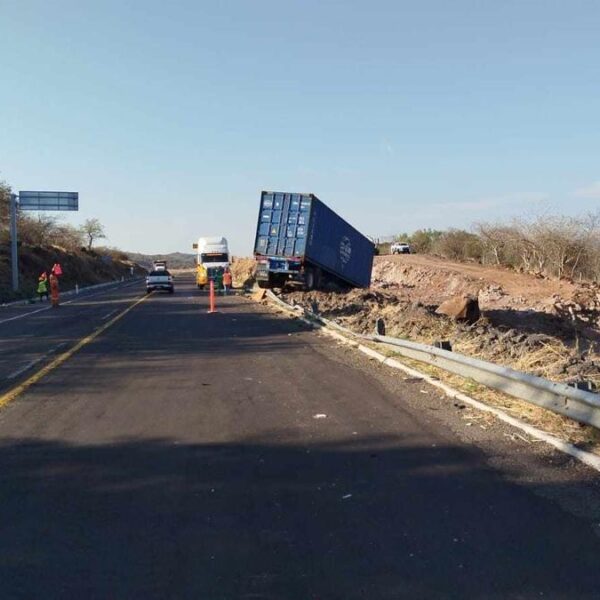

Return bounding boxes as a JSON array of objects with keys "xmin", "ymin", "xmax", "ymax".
[{"xmin": 194, "ymin": 237, "xmax": 230, "ymax": 289}]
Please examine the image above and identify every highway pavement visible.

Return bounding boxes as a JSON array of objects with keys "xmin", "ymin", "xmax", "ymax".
[{"xmin": 1, "ymin": 275, "xmax": 600, "ymax": 599}]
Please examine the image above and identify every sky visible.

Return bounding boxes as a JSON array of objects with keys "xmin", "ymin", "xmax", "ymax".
[{"xmin": 1, "ymin": 0, "xmax": 600, "ymax": 255}]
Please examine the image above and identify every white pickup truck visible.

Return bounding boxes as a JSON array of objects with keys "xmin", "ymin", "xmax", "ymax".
[{"xmin": 146, "ymin": 269, "xmax": 174, "ymax": 294}]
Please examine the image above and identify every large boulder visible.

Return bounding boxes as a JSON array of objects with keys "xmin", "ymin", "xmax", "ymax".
[{"xmin": 436, "ymin": 295, "xmax": 480, "ymax": 323}]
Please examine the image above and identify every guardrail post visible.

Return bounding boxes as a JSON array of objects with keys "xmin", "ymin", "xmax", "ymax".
[{"xmin": 75, "ymin": 284, "xmax": 79, "ymax": 295}]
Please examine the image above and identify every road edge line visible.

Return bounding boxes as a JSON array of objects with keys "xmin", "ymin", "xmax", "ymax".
[{"xmin": 0, "ymin": 293, "xmax": 151, "ymax": 410}]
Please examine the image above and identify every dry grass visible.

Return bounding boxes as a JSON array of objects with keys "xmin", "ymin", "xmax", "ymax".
[{"xmin": 381, "ymin": 350, "xmax": 600, "ymax": 454}]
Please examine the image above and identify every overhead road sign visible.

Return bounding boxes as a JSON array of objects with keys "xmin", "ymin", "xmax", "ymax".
[{"xmin": 18, "ymin": 191, "xmax": 79, "ymax": 211}]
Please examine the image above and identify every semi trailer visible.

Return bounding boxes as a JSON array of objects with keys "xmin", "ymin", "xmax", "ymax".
[{"xmin": 253, "ymin": 191, "xmax": 374, "ymax": 290}]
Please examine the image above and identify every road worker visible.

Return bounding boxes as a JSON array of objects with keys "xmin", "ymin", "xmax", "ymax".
[
  {"xmin": 222, "ymin": 268, "xmax": 232, "ymax": 295},
  {"xmin": 37, "ymin": 273, "xmax": 49, "ymax": 302},
  {"xmin": 49, "ymin": 273, "xmax": 60, "ymax": 308},
  {"xmin": 214, "ymin": 268, "xmax": 223, "ymax": 293}
]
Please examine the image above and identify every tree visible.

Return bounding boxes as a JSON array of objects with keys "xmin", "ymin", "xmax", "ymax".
[
  {"xmin": 80, "ymin": 218, "xmax": 106, "ymax": 251},
  {"xmin": 19, "ymin": 214, "xmax": 58, "ymax": 246},
  {"xmin": 407, "ymin": 229, "xmax": 444, "ymax": 254}
]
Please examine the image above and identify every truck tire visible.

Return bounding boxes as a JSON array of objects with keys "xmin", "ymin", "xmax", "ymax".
[
  {"xmin": 305, "ymin": 269, "xmax": 315, "ymax": 290},
  {"xmin": 305, "ymin": 267, "xmax": 321, "ymax": 291}
]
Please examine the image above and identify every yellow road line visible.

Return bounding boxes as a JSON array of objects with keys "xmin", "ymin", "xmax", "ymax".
[{"xmin": 0, "ymin": 292, "xmax": 152, "ymax": 410}]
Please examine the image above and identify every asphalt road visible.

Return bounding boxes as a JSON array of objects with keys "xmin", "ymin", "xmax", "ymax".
[{"xmin": 1, "ymin": 275, "xmax": 600, "ymax": 599}]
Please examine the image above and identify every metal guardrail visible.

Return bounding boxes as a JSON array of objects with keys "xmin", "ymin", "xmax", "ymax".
[
  {"xmin": 370, "ymin": 334, "xmax": 600, "ymax": 429},
  {"xmin": 266, "ymin": 290, "xmax": 600, "ymax": 429}
]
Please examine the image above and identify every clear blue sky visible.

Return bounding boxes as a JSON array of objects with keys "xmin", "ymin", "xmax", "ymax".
[{"xmin": 1, "ymin": 0, "xmax": 599, "ymax": 255}]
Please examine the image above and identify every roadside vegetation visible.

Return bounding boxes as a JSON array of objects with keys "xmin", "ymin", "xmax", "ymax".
[
  {"xmin": 0, "ymin": 181, "xmax": 142, "ymax": 302},
  {"xmin": 384, "ymin": 211, "xmax": 600, "ymax": 282}
]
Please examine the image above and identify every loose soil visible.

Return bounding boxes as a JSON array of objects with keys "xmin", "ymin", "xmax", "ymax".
[{"xmin": 282, "ymin": 254, "xmax": 600, "ymax": 388}]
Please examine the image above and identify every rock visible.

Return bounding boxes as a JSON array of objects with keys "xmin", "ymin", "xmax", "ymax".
[{"xmin": 436, "ymin": 295, "xmax": 480, "ymax": 323}]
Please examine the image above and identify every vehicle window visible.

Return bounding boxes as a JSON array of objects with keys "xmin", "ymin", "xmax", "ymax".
[
  {"xmin": 149, "ymin": 270, "xmax": 170, "ymax": 276},
  {"xmin": 201, "ymin": 253, "xmax": 228, "ymax": 263}
]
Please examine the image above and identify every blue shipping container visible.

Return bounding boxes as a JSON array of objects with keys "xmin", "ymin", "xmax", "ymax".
[{"xmin": 253, "ymin": 191, "xmax": 374, "ymax": 288}]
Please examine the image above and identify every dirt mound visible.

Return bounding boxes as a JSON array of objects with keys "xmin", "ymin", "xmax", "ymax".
[
  {"xmin": 230, "ymin": 257, "xmax": 256, "ymax": 289},
  {"xmin": 374, "ymin": 256, "xmax": 600, "ymax": 330},
  {"xmin": 372, "ymin": 260, "xmax": 483, "ymax": 303},
  {"xmin": 552, "ymin": 283, "xmax": 600, "ymax": 328}
]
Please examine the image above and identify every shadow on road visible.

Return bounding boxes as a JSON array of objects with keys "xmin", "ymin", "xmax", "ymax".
[{"xmin": 1, "ymin": 434, "xmax": 600, "ymax": 599}]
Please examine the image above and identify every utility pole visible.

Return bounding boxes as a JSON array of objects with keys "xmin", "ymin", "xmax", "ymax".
[{"xmin": 10, "ymin": 193, "xmax": 18, "ymax": 292}]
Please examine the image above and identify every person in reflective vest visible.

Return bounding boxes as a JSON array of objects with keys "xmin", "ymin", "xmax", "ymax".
[
  {"xmin": 37, "ymin": 273, "xmax": 49, "ymax": 302},
  {"xmin": 49, "ymin": 273, "xmax": 60, "ymax": 308},
  {"xmin": 52, "ymin": 263, "xmax": 63, "ymax": 277},
  {"xmin": 214, "ymin": 268, "xmax": 223, "ymax": 293},
  {"xmin": 223, "ymin": 268, "xmax": 232, "ymax": 295}
]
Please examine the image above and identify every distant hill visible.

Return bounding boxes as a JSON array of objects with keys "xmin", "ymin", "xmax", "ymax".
[{"xmin": 127, "ymin": 251, "xmax": 196, "ymax": 271}]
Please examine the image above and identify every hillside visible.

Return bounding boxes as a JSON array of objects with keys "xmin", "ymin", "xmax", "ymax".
[
  {"xmin": 126, "ymin": 251, "xmax": 196, "ymax": 271},
  {"xmin": 0, "ymin": 245, "xmax": 146, "ymax": 303}
]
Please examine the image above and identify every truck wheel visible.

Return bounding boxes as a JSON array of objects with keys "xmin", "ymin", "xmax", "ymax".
[
  {"xmin": 305, "ymin": 269, "xmax": 315, "ymax": 290},
  {"xmin": 306, "ymin": 268, "xmax": 322, "ymax": 291}
]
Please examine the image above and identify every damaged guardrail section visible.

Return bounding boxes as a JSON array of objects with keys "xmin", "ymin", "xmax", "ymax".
[{"xmin": 266, "ymin": 290, "xmax": 600, "ymax": 430}]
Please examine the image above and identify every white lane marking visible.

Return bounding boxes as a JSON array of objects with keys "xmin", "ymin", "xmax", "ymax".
[
  {"xmin": 0, "ymin": 280, "xmax": 141, "ymax": 325},
  {"xmin": 101, "ymin": 309, "xmax": 119, "ymax": 321},
  {"xmin": 0, "ymin": 305, "xmax": 51, "ymax": 324},
  {"xmin": 7, "ymin": 360, "xmax": 43, "ymax": 381},
  {"xmin": 6, "ymin": 342, "xmax": 68, "ymax": 380}
]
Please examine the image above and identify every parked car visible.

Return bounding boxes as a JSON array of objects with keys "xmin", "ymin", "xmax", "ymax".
[
  {"xmin": 146, "ymin": 270, "xmax": 174, "ymax": 294},
  {"xmin": 391, "ymin": 242, "xmax": 411, "ymax": 255}
]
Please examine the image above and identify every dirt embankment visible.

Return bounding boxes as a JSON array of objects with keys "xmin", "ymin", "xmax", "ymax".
[
  {"xmin": 0, "ymin": 246, "xmax": 145, "ymax": 302},
  {"xmin": 282, "ymin": 254, "xmax": 600, "ymax": 388},
  {"xmin": 230, "ymin": 257, "xmax": 256, "ymax": 289}
]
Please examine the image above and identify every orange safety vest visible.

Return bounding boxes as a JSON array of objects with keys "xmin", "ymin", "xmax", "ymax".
[{"xmin": 223, "ymin": 272, "xmax": 232, "ymax": 286}]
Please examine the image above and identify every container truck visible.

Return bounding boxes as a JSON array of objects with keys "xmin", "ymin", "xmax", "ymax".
[
  {"xmin": 194, "ymin": 237, "xmax": 230, "ymax": 289},
  {"xmin": 253, "ymin": 191, "xmax": 374, "ymax": 290}
]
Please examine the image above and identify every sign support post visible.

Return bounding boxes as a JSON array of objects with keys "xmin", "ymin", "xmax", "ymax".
[{"xmin": 10, "ymin": 194, "xmax": 18, "ymax": 292}]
